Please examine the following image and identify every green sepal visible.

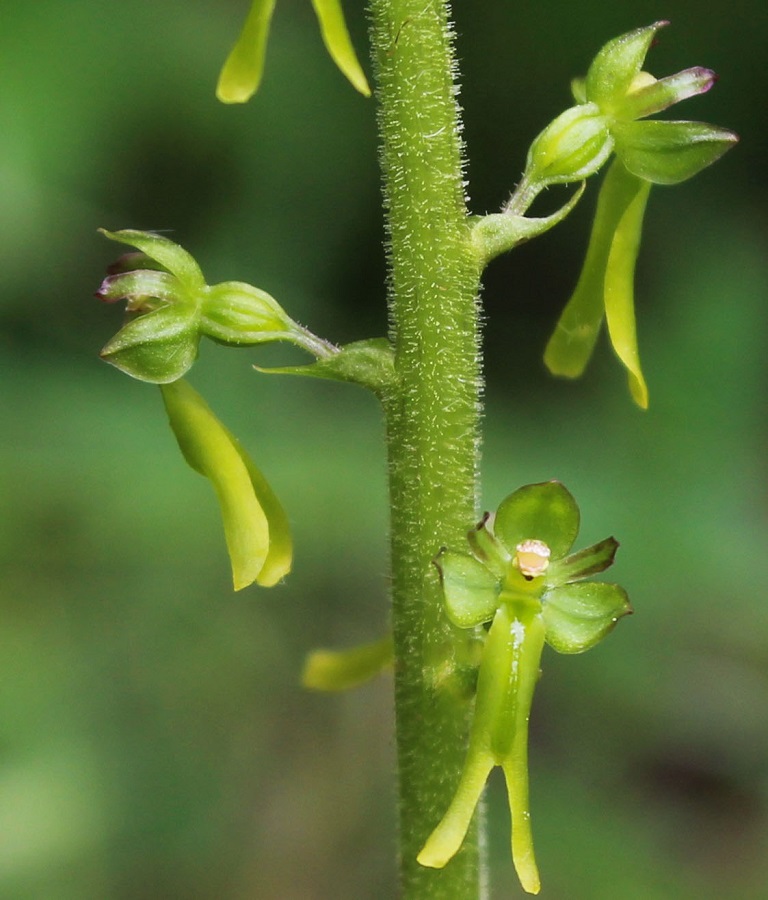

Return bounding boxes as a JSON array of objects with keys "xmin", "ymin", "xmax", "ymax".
[
  {"xmin": 543, "ymin": 581, "xmax": 632, "ymax": 654},
  {"xmin": 302, "ymin": 636, "xmax": 393, "ymax": 691},
  {"xmin": 546, "ymin": 536, "xmax": 618, "ymax": 585},
  {"xmin": 99, "ymin": 228, "xmax": 204, "ymax": 291},
  {"xmin": 612, "ymin": 120, "xmax": 739, "ymax": 185},
  {"xmin": 100, "ymin": 307, "xmax": 200, "ymax": 383},
  {"xmin": 494, "ymin": 481, "xmax": 580, "ymax": 561},
  {"xmin": 619, "ymin": 67, "xmax": 717, "ymax": 120},
  {"xmin": 543, "ymin": 160, "xmax": 651, "ymax": 408},
  {"xmin": 310, "ymin": 0, "xmax": 371, "ymax": 96},
  {"xmin": 470, "ymin": 184, "xmax": 585, "ymax": 266},
  {"xmin": 255, "ymin": 338, "xmax": 396, "ymax": 396},
  {"xmin": 585, "ymin": 21, "xmax": 667, "ymax": 114},
  {"xmin": 216, "ymin": 0, "xmax": 277, "ymax": 103},
  {"xmin": 434, "ymin": 549, "xmax": 500, "ymax": 628},
  {"xmin": 160, "ymin": 379, "xmax": 292, "ymax": 590}
]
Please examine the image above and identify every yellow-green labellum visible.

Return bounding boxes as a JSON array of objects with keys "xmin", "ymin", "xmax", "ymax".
[
  {"xmin": 216, "ymin": 0, "xmax": 277, "ymax": 103},
  {"xmin": 302, "ymin": 636, "xmax": 394, "ymax": 691},
  {"xmin": 161, "ymin": 379, "xmax": 292, "ymax": 589}
]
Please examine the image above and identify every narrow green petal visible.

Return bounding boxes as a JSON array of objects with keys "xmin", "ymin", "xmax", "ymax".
[
  {"xmin": 466, "ymin": 513, "xmax": 511, "ymax": 579},
  {"xmin": 435, "ymin": 550, "xmax": 500, "ymax": 628},
  {"xmin": 310, "ymin": 0, "xmax": 371, "ymax": 97},
  {"xmin": 302, "ymin": 636, "xmax": 393, "ymax": 691},
  {"xmin": 543, "ymin": 582, "xmax": 632, "ymax": 654},
  {"xmin": 99, "ymin": 229, "xmax": 204, "ymax": 290},
  {"xmin": 216, "ymin": 0, "xmax": 277, "ymax": 104},
  {"xmin": 618, "ymin": 67, "xmax": 717, "ymax": 120},
  {"xmin": 602, "ymin": 168, "xmax": 652, "ymax": 408},
  {"xmin": 546, "ymin": 536, "xmax": 618, "ymax": 585},
  {"xmin": 494, "ymin": 482, "xmax": 580, "ymax": 560},
  {"xmin": 160, "ymin": 380, "xmax": 292, "ymax": 590}
]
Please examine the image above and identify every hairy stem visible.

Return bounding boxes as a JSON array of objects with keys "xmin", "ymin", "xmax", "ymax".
[{"xmin": 368, "ymin": 0, "xmax": 484, "ymax": 896}]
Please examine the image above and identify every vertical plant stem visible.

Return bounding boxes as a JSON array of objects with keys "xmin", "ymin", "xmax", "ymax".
[{"xmin": 368, "ymin": 1, "xmax": 484, "ymax": 896}]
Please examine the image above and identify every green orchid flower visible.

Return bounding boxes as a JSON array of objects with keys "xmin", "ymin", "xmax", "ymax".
[
  {"xmin": 536, "ymin": 22, "xmax": 737, "ymax": 407},
  {"xmin": 216, "ymin": 0, "xmax": 370, "ymax": 103},
  {"xmin": 96, "ymin": 233, "xmax": 300, "ymax": 590},
  {"xmin": 418, "ymin": 481, "xmax": 631, "ymax": 895},
  {"xmin": 96, "ymin": 229, "xmax": 335, "ymax": 384}
]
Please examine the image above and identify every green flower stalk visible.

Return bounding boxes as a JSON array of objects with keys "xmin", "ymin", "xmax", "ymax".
[
  {"xmin": 216, "ymin": 0, "xmax": 370, "ymax": 103},
  {"xmin": 419, "ymin": 482, "xmax": 631, "ymax": 894}
]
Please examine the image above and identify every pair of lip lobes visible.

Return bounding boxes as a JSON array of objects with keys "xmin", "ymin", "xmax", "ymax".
[{"xmin": 419, "ymin": 598, "xmax": 546, "ymax": 894}]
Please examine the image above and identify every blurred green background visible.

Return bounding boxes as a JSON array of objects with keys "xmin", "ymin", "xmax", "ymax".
[{"xmin": 1, "ymin": 1, "xmax": 766, "ymax": 897}]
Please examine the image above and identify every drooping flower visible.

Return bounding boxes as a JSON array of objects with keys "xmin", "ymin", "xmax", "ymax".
[
  {"xmin": 96, "ymin": 229, "xmax": 334, "ymax": 384},
  {"xmin": 418, "ymin": 481, "xmax": 631, "ymax": 894},
  {"xmin": 538, "ymin": 22, "xmax": 737, "ymax": 407}
]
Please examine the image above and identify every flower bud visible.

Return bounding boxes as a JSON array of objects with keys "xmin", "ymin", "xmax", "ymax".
[{"xmin": 524, "ymin": 104, "xmax": 613, "ymax": 188}]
